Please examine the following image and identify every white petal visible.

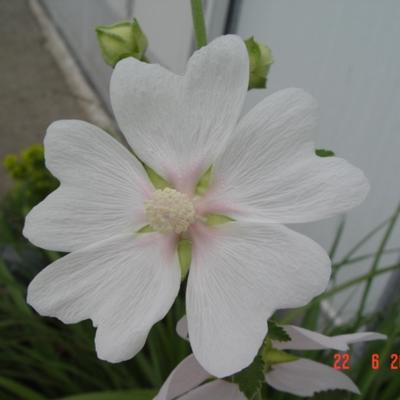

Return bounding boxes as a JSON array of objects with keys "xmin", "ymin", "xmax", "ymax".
[
  {"xmin": 332, "ymin": 332, "xmax": 387, "ymax": 346},
  {"xmin": 207, "ymin": 88, "xmax": 369, "ymax": 223},
  {"xmin": 155, "ymin": 354, "xmax": 211, "ymax": 400},
  {"xmin": 186, "ymin": 221, "xmax": 330, "ymax": 377},
  {"xmin": 265, "ymin": 358, "xmax": 360, "ymax": 396},
  {"xmin": 23, "ymin": 120, "xmax": 151, "ymax": 252},
  {"xmin": 110, "ymin": 35, "xmax": 248, "ymax": 190},
  {"xmin": 27, "ymin": 233, "xmax": 180, "ymax": 363},
  {"xmin": 274, "ymin": 325, "xmax": 386, "ymax": 351},
  {"xmin": 176, "ymin": 315, "xmax": 189, "ymax": 340},
  {"xmin": 178, "ymin": 381, "xmax": 245, "ymax": 400}
]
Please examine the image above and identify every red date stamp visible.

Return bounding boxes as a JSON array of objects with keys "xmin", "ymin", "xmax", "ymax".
[{"xmin": 333, "ymin": 353, "xmax": 400, "ymax": 370}]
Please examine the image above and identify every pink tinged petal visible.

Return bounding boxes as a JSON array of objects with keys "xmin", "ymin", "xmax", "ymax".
[
  {"xmin": 110, "ymin": 35, "xmax": 249, "ymax": 191},
  {"xmin": 155, "ymin": 354, "xmax": 211, "ymax": 400},
  {"xmin": 274, "ymin": 325, "xmax": 387, "ymax": 351},
  {"xmin": 178, "ymin": 381, "xmax": 246, "ymax": 400},
  {"xmin": 265, "ymin": 358, "xmax": 360, "ymax": 396},
  {"xmin": 23, "ymin": 120, "xmax": 152, "ymax": 253},
  {"xmin": 186, "ymin": 221, "xmax": 331, "ymax": 378},
  {"xmin": 176, "ymin": 315, "xmax": 189, "ymax": 340},
  {"xmin": 27, "ymin": 233, "xmax": 180, "ymax": 363},
  {"xmin": 208, "ymin": 88, "xmax": 369, "ymax": 223}
]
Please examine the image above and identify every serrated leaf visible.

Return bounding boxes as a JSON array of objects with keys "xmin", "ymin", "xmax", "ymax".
[
  {"xmin": 233, "ymin": 354, "xmax": 265, "ymax": 399},
  {"xmin": 315, "ymin": 148, "xmax": 335, "ymax": 157},
  {"xmin": 267, "ymin": 320, "xmax": 291, "ymax": 342}
]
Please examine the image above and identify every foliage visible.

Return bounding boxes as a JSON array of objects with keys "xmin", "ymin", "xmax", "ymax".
[{"xmin": 1, "ymin": 144, "xmax": 58, "ymax": 243}]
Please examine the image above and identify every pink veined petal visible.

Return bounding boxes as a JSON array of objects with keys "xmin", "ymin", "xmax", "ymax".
[
  {"xmin": 265, "ymin": 358, "xmax": 360, "ymax": 396},
  {"xmin": 27, "ymin": 233, "xmax": 180, "ymax": 363},
  {"xmin": 186, "ymin": 221, "xmax": 330, "ymax": 378},
  {"xmin": 178, "ymin": 380, "xmax": 246, "ymax": 400},
  {"xmin": 205, "ymin": 88, "xmax": 369, "ymax": 223},
  {"xmin": 110, "ymin": 35, "xmax": 249, "ymax": 193},
  {"xmin": 155, "ymin": 354, "xmax": 211, "ymax": 400},
  {"xmin": 274, "ymin": 325, "xmax": 387, "ymax": 351},
  {"xmin": 23, "ymin": 120, "xmax": 151, "ymax": 252}
]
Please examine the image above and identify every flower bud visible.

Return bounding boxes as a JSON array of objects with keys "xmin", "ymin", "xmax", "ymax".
[
  {"xmin": 245, "ymin": 37, "xmax": 273, "ymax": 90},
  {"xmin": 96, "ymin": 19, "xmax": 148, "ymax": 67}
]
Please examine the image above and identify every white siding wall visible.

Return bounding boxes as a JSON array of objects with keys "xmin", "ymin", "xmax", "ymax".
[{"xmin": 235, "ymin": 0, "xmax": 400, "ymax": 317}]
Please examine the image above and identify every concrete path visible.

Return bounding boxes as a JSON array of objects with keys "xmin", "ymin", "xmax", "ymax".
[{"xmin": 0, "ymin": 0, "xmax": 87, "ymax": 195}]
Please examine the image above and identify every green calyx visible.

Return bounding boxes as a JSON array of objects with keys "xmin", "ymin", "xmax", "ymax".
[
  {"xmin": 96, "ymin": 19, "xmax": 148, "ymax": 67},
  {"xmin": 262, "ymin": 347, "xmax": 298, "ymax": 366},
  {"xmin": 195, "ymin": 165, "xmax": 213, "ymax": 196},
  {"xmin": 143, "ymin": 164, "xmax": 170, "ymax": 189},
  {"xmin": 177, "ymin": 239, "xmax": 192, "ymax": 281},
  {"xmin": 136, "ymin": 225, "xmax": 155, "ymax": 234},
  {"xmin": 245, "ymin": 37, "xmax": 273, "ymax": 90},
  {"xmin": 205, "ymin": 213, "xmax": 234, "ymax": 225}
]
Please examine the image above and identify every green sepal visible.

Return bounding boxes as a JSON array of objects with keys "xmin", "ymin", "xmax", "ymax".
[
  {"xmin": 267, "ymin": 320, "xmax": 291, "ymax": 342},
  {"xmin": 177, "ymin": 239, "xmax": 192, "ymax": 281},
  {"xmin": 137, "ymin": 225, "xmax": 155, "ymax": 234},
  {"xmin": 232, "ymin": 354, "xmax": 265, "ymax": 399},
  {"xmin": 96, "ymin": 19, "xmax": 148, "ymax": 67},
  {"xmin": 195, "ymin": 165, "xmax": 213, "ymax": 196},
  {"xmin": 143, "ymin": 164, "xmax": 170, "ymax": 189},
  {"xmin": 205, "ymin": 214, "xmax": 235, "ymax": 225},
  {"xmin": 262, "ymin": 348, "xmax": 299, "ymax": 365},
  {"xmin": 315, "ymin": 149, "xmax": 335, "ymax": 157},
  {"xmin": 245, "ymin": 37, "xmax": 273, "ymax": 90}
]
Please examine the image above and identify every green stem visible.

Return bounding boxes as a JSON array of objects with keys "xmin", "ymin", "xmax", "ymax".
[
  {"xmin": 190, "ymin": 0, "xmax": 207, "ymax": 48},
  {"xmin": 336, "ymin": 213, "xmax": 396, "ymax": 269},
  {"xmin": 320, "ymin": 262, "xmax": 400, "ymax": 300},
  {"xmin": 279, "ymin": 262, "xmax": 400, "ymax": 324},
  {"xmin": 355, "ymin": 202, "xmax": 400, "ymax": 325}
]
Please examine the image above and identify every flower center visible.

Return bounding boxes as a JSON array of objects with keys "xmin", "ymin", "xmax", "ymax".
[{"xmin": 144, "ymin": 188, "xmax": 196, "ymax": 234}]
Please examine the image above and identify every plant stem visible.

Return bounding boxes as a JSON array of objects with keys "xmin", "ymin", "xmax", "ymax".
[
  {"xmin": 320, "ymin": 262, "xmax": 400, "ymax": 300},
  {"xmin": 355, "ymin": 202, "xmax": 400, "ymax": 325},
  {"xmin": 279, "ymin": 262, "xmax": 400, "ymax": 324},
  {"xmin": 190, "ymin": 0, "xmax": 207, "ymax": 49}
]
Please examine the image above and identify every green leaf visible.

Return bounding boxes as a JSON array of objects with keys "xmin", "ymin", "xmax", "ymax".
[
  {"xmin": 61, "ymin": 389, "xmax": 157, "ymax": 400},
  {"xmin": 143, "ymin": 164, "xmax": 170, "ymax": 189},
  {"xmin": 205, "ymin": 213, "xmax": 235, "ymax": 225},
  {"xmin": 267, "ymin": 320, "xmax": 291, "ymax": 342},
  {"xmin": 262, "ymin": 348, "xmax": 298, "ymax": 365},
  {"xmin": 233, "ymin": 354, "xmax": 265, "ymax": 399},
  {"xmin": 315, "ymin": 149, "xmax": 335, "ymax": 157},
  {"xmin": 177, "ymin": 239, "xmax": 192, "ymax": 280},
  {"xmin": 0, "ymin": 376, "xmax": 46, "ymax": 400},
  {"xmin": 96, "ymin": 19, "xmax": 148, "ymax": 67},
  {"xmin": 195, "ymin": 165, "xmax": 213, "ymax": 195}
]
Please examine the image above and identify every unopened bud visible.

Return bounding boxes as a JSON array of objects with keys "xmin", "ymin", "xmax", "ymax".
[
  {"xmin": 96, "ymin": 19, "xmax": 148, "ymax": 67},
  {"xmin": 245, "ymin": 37, "xmax": 273, "ymax": 90}
]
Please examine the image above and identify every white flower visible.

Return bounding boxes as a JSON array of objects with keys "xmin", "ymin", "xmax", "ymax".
[
  {"xmin": 156, "ymin": 326, "xmax": 386, "ymax": 399},
  {"xmin": 24, "ymin": 35, "xmax": 369, "ymax": 377}
]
